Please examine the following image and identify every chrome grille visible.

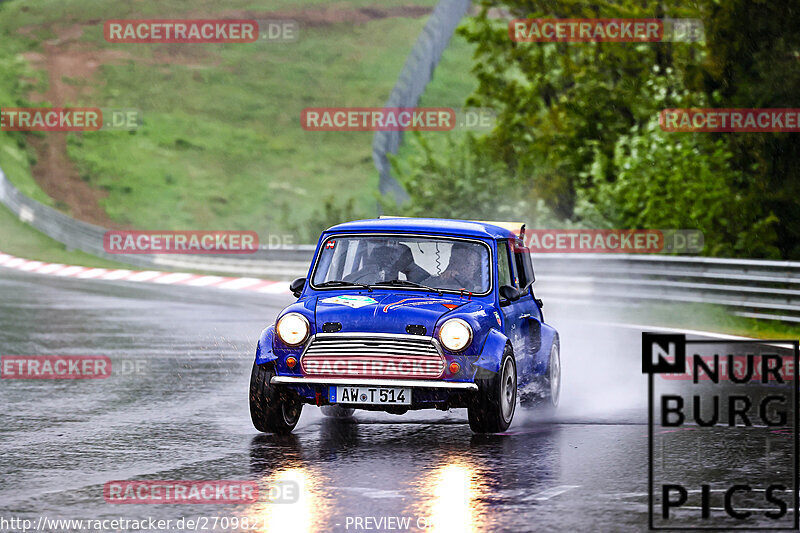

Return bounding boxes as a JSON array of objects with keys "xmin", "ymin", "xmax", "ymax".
[{"xmin": 301, "ymin": 333, "xmax": 445, "ymax": 379}]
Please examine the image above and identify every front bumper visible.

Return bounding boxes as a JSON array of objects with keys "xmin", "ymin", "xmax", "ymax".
[{"xmin": 271, "ymin": 376, "xmax": 477, "ymax": 391}]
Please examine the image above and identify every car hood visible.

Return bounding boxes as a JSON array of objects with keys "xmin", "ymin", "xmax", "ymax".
[{"xmin": 313, "ymin": 292, "xmax": 472, "ymax": 335}]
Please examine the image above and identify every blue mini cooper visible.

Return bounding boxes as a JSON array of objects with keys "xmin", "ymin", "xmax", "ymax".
[{"xmin": 249, "ymin": 217, "xmax": 561, "ymax": 434}]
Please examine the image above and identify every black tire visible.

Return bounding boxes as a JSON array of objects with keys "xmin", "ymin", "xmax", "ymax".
[
  {"xmin": 320, "ymin": 405, "xmax": 355, "ymax": 419},
  {"xmin": 468, "ymin": 345, "xmax": 516, "ymax": 433},
  {"xmin": 520, "ymin": 338, "xmax": 561, "ymax": 410},
  {"xmin": 249, "ymin": 362, "xmax": 302, "ymax": 434}
]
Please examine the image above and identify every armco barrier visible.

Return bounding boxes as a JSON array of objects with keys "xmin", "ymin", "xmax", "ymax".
[
  {"xmin": 1, "ymin": 164, "xmax": 799, "ymax": 323},
  {"xmin": 372, "ymin": 0, "xmax": 472, "ymax": 203},
  {"xmin": 0, "ymin": 166, "xmax": 156, "ymax": 270},
  {"xmin": 0, "ymin": 166, "xmax": 314, "ymax": 278},
  {"xmin": 531, "ymin": 254, "xmax": 800, "ymax": 323}
]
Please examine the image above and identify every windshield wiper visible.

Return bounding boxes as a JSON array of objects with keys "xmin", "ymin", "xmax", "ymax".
[
  {"xmin": 316, "ymin": 280, "xmax": 373, "ymax": 292},
  {"xmin": 373, "ymin": 279, "xmax": 442, "ymax": 295}
]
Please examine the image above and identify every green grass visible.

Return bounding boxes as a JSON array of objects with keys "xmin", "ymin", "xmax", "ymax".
[
  {"xmin": 0, "ymin": 0, "xmax": 448, "ymax": 259},
  {"xmin": 0, "ymin": 0, "xmax": 444, "ymax": 243},
  {"xmin": 0, "ymin": 33, "xmax": 51, "ymax": 205},
  {"xmin": 0, "ymin": 0, "xmax": 445, "ymax": 264},
  {"xmin": 2, "ymin": 0, "xmax": 437, "ymax": 25}
]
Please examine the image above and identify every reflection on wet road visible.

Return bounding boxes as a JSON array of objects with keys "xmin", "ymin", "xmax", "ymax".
[{"xmin": 246, "ymin": 418, "xmax": 650, "ymax": 532}]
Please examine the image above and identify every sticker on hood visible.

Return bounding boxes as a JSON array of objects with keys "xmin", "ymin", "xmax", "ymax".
[
  {"xmin": 383, "ymin": 298, "xmax": 462, "ymax": 313},
  {"xmin": 319, "ymin": 295, "xmax": 378, "ymax": 309}
]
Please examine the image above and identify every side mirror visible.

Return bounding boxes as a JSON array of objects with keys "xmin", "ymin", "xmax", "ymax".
[
  {"xmin": 499, "ymin": 285, "xmax": 520, "ymax": 305},
  {"xmin": 289, "ymin": 277, "xmax": 306, "ymax": 298}
]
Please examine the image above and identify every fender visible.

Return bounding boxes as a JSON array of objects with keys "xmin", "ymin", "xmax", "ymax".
[
  {"xmin": 474, "ymin": 328, "xmax": 509, "ymax": 374},
  {"xmin": 255, "ymin": 325, "xmax": 277, "ymax": 365},
  {"xmin": 532, "ymin": 323, "xmax": 558, "ymax": 375}
]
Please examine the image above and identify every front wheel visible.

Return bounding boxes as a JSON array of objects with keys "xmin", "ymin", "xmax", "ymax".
[
  {"xmin": 468, "ymin": 346, "xmax": 516, "ymax": 433},
  {"xmin": 249, "ymin": 362, "xmax": 302, "ymax": 434}
]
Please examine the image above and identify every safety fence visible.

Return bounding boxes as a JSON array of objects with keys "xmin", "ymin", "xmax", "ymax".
[
  {"xmin": 372, "ymin": 0, "xmax": 472, "ymax": 203},
  {"xmin": 0, "ymin": 167, "xmax": 314, "ymax": 277},
  {"xmin": 2, "ymin": 168, "xmax": 797, "ymax": 324},
  {"xmin": 529, "ymin": 254, "xmax": 800, "ymax": 324},
  {"xmin": 160, "ymin": 252, "xmax": 800, "ymax": 325}
]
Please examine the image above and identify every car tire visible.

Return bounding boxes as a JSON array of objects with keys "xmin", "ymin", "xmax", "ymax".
[
  {"xmin": 468, "ymin": 345, "xmax": 516, "ymax": 433},
  {"xmin": 249, "ymin": 361, "xmax": 302, "ymax": 434},
  {"xmin": 320, "ymin": 405, "xmax": 355, "ymax": 419},
  {"xmin": 520, "ymin": 338, "xmax": 561, "ymax": 410}
]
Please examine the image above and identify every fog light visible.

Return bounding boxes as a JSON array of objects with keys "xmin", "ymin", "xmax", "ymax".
[
  {"xmin": 449, "ymin": 361, "xmax": 460, "ymax": 374},
  {"xmin": 286, "ymin": 356, "xmax": 297, "ymax": 369}
]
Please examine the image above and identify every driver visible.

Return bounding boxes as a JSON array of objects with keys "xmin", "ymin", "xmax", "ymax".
[
  {"xmin": 344, "ymin": 245, "xmax": 400, "ymax": 284},
  {"xmin": 424, "ymin": 243, "xmax": 483, "ymax": 292}
]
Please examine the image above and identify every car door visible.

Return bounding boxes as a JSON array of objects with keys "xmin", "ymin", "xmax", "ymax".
[
  {"xmin": 497, "ymin": 240, "xmax": 529, "ymax": 363},
  {"xmin": 508, "ymin": 239, "xmax": 542, "ymax": 385},
  {"xmin": 511, "ymin": 241, "xmax": 542, "ymax": 382}
]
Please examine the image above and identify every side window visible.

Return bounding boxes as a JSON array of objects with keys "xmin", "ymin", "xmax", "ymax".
[
  {"xmin": 497, "ymin": 241, "xmax": 513, "ymax": 287},
  {"xmin": 514, "ymin": 244, "xmax": 534, "ymax": 287}
]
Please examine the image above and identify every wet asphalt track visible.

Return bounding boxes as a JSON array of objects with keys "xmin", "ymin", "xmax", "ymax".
[{"xmin": 0, "ymin": 267, "xmax": 795, "ymax": 532}]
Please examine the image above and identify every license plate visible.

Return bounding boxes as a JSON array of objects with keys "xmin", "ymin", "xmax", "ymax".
[{"xmin": 330, "ymin": 386, "xmax": 411, "ymax": 405}]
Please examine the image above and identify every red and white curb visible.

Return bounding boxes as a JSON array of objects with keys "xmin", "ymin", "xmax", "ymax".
[{"xmin": 0, "ymin": 251, "xmax": 291, "ymax": 295}]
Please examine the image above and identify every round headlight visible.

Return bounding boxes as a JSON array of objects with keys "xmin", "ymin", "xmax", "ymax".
[
  {"xmin": 276, "ymin": 313, "xmax": 310, "ymax": 346},
  {"xmin": 439, "ymin": 318, "xmax": 473, "ymax": 352}
]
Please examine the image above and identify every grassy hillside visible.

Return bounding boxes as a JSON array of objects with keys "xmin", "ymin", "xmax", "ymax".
[{"xmin": 0, "ymin": 0, "xmax": 479, "ymax": 251}]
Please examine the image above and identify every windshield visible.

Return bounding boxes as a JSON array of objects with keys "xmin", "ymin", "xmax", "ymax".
[{"xmin": 311, "ymin": 235, "xmax": 491, "ymax": 294}]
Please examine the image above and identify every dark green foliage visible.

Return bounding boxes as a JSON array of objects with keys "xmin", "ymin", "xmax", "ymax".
[{"xmin": 397, "ymin": 0, "xmax": 798, "ymax": 258}]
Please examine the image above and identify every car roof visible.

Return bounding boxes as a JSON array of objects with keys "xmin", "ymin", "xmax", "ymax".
[{"xmin": 324, "ymin": 217, "xmax": 518, "ymax": 240}]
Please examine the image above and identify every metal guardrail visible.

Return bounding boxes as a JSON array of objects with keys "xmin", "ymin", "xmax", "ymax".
[
  {"xmin": 1, "ymin": 168, "xmax": 799, "ymax": 322},
  {"xmin": 0, "ymin": 166, "xmax": 314, "ymax": 277},
  {"xmin": 531, "ymin": 255, "xmax": 800, "ymax": 323},
  {"xmin": 0, "ymin": 167, "xmax": 159, "ymax": 270},
  {"xmin": 372, "ymin": 0, "xmax": 472, "ymax": 203}
]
